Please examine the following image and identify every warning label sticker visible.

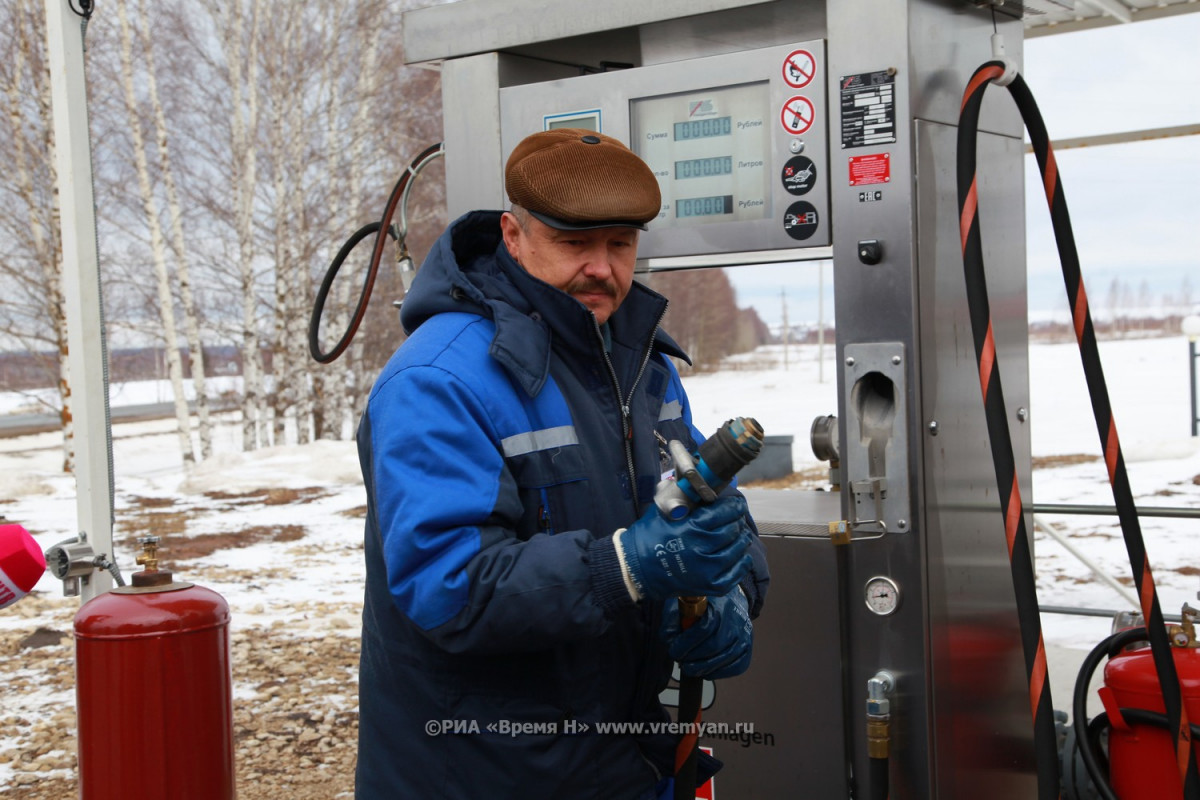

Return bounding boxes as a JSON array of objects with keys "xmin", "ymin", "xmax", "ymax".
[
  {"xmin": 840, "ymin": 70, "xmax": 896, "ymax": 149},
  {"xmin": 848, "ymin": 153, "xmax": 890, "ymax": 186},
  {"xmin": 780, "ymin": 95, "xmax": 815, "ymax": 135},
  {"xmin": 782, "ymin": 49, "xmax": 816, "ymax": 89}
]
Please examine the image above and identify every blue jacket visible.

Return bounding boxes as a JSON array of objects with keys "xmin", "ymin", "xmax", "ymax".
[{"xmin": 355, "ymin": 211, "xmax": 768, "ymax": 799}]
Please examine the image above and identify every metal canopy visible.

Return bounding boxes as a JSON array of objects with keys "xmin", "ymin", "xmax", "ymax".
[{"xmin": 1018, "ymin": 0, "xmax": 1200, "ymax": 37}]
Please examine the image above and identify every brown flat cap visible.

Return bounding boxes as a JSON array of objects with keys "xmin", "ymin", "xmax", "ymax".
[{"xmin": 505, "ymin": 129, "xmax": 661, "ymax": 231}]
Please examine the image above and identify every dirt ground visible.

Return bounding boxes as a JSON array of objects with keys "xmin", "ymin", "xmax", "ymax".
[
  {"xmin": 0, "ymin": 470, "xmax": 821, "ymax": 798},
  {"xmin": 1, "ymin": 591, "xmax": 362, "ymax": 799}
]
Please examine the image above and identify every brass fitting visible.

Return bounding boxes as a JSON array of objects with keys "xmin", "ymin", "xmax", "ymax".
[
  {"xmin": 678, "ymin": 596, "xmax": 709, "ymax": 622},
  {"xmin": 866, "ymin": 716, "xmax": 890, "ymax": 759},
  {"xmin": 1169, "ymin": 603, "xmax": 1197, "ymax": 648},
  {"xmin": 866, "ymin": 670, "xmax": 895, "ymax": 759},
  {"xmin": 131, "ymin": 535, "xmax": 173, "ymax": 588},
  {"xmin": 135, "ymin": 536, "xmax": 160, "ymax": 572}
]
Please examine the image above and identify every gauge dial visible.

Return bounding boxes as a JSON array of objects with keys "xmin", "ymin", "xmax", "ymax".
[{"xmin": 864, "ymin": 576, "xmax": 900, "ymax": 616}]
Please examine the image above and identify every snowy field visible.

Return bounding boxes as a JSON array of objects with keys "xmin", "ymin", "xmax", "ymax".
[
  {"xmin": 5, "ymin": 334, "xmax": 1196, "ymax": 646},
  {"xmin": 1, "ymin": 335, "xmax": 1197, "ymax": 793}
]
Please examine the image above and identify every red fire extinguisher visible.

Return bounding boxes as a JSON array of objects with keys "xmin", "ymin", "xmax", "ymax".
[
  {"xmin": 1101, "ymin": 611, "xmax": 1200, "ymax": 800},
  {"xmin": 74, "ymin": 536, "xmax": 235, "ymax": 799}
]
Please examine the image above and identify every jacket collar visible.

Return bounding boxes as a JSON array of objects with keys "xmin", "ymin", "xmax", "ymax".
[{"xmin": 402, "ymin": 211, "xmax": 689, "ymax": 398}]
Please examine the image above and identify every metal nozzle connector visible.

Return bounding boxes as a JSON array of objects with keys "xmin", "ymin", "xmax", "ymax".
[
  {"xmin": 866, "ymin": 670, "xmax": 896, "ymax": 759},
  {"xmin": 135, "ymin": 536, "xmax": 161, "ymax": 572}
]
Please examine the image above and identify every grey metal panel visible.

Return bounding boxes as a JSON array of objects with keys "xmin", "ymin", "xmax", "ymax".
[
  {"xmin": 403, "ymin": 0, "xmax": 777, "ymax": 64},
  {"xmin": 827, "ymin": 5, "xmax": 932, "ymax": 791},
  {"xmin": 640, "ymin": 0, "xmax": 828, "ymax": 65},
  {"xmin": 843, "ymin": 342, "xmax": 912, "ymax": 536},
  {"xmin": 908, "ymin": 2, "xmax": 1024, "ymax": 138},
  {"xmin": 915, "ymin": 120, "xmax": 1036, "ymax": 798},
  {"xmin": 499, "ymin": 41, "xmax": 831, "ymax": 259},
  {"xmin": 698, "ymin": 489, "xmax": 848, "ymax": 798},
  {"xmin": 828, "ymin": 2, "xmax": 1034, "ymax": 797},
  {"xmin": 441, "ymin": 54, "xmax": 506, "ymax": 217}
]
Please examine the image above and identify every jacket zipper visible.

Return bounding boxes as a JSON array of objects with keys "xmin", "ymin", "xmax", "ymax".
[{"xmin": 593, "ymin": 307, "xmax": 666, "ymax": 511}]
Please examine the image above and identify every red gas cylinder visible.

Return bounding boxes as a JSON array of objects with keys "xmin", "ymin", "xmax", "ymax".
[
  {"xmin": 74, "ymin": 538, "xmax": 234, "ymax": 799},
  {"xmin": 1103, "ymin": 638, "xmax": 1200, "ymax": 800}
]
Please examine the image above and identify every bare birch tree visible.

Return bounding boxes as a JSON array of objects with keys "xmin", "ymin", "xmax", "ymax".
[
  {"xmin": 219, "ymin": 0, "xmax": 268, "ymax": 451},
  {"xmin": 115, "ymin": 0, "xmax": 196, "ymax": 465},
  {"xmin": 0, "ymin": 0, "xmax": 72, "ymax": 471},
  {"xmin": 135, "ymin": 0, "xmax": 214, "ymax": 458}
]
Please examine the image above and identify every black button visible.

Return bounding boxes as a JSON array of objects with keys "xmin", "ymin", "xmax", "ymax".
[
  {"xmin": 581, "ymin": 135, "xmax": 601, "ymax": 144},
  {"xmin": 857, "ymin": 239, "xmax": 883, "ymax": 265}
]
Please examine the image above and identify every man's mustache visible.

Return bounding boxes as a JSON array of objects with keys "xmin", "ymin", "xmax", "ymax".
[{"xmin": 567, "ymin": 279, "xmax": 617, "ymax": 298}]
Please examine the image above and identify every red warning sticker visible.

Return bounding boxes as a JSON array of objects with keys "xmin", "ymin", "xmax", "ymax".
[
  {"xmin": 782, "ymin": 49, "xmax": 816, "ymax": 89},
  {"xmin": 780, "ymin": 96, "xmax": 815, "ymax": 135},
  {"xmin": 848, "ymin": 153, "xmax": 890, "ymax": 186}
]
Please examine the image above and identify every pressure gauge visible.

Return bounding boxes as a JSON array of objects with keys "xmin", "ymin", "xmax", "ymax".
[{"xmin": 864, "ymin": 576, "xmax": 900, "ymax": 616}]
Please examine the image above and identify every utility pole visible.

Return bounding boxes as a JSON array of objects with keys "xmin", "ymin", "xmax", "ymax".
[{"xmin": 45, "ymin": 0, "xmax": 115, "ymax": 600}]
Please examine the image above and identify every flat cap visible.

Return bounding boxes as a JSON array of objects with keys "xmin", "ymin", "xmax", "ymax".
[{"xmin": 505, "ymin": 128, "xmax": 661, "ymax": 231}]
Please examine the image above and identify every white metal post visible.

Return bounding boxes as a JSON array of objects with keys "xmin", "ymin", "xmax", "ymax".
[{"xmin": 45, "ymin": 0, "xmax": 114, "ymax": 600}]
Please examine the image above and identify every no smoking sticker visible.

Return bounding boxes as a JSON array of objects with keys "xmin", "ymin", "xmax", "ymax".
[
  {"xmin": 780, "ymin": 96, "xmax": 814, "ymax": 135},
  {"xmin": 782, "ymin": 49, "xmax": 816, "ymax": 89}
]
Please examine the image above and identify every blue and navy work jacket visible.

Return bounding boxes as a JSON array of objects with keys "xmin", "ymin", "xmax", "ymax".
[{"xmin": 355, "ymin": 211, "xmax": 769, "ymax": 799}]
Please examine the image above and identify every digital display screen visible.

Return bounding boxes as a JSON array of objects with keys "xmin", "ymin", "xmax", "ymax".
[
  {"xmin": 676, "ymin": 195, "xmax": 734, "ymax": 218},
  {"xmin": 631, "ymin": 81, "xmax": 770, "ymax": 227},
  {"xmin": 673, "ymin": 116, "xmax": 732, "ymax": 141},
  {"xmin": 675, "ymin": 156, "xmax": 733, "ymax": 180}
]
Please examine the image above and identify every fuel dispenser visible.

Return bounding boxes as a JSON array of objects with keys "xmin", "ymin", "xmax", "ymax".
[
  {"xmin": 388, "ymin": 0, "xmax": 1200, "ymax": 797},
  {"xmin": 402, "ymin": 0, "xmax": 1036, "ymax": 796}
]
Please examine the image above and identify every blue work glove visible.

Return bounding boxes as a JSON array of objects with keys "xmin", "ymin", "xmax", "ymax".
[
  {"xmin": 661, "ymin": 588, "xmax": 753, "ymax": 679},
  {"xmin": 617, "ymin": 495, "xmax": 752, "ymax": 601}
]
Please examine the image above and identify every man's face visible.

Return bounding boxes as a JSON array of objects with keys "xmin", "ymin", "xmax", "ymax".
[{"xmin": 500, "ymin": 212, "xmax": 639, "ymax": 325}]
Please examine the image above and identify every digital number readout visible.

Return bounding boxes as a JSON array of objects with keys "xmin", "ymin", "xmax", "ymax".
[
  {"xmin": 676, "ymin": 195, "xmax": 734, "ymax": 218},
  {"xmin": 674, "ymin": 156, "xmax": 733, "ymax": 180},
  {"xmin": 673, "ymin": 116, "xmax": 732, "ymax": 141}
]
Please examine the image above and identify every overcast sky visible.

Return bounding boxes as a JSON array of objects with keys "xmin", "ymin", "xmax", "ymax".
[{"xmin": 724, "ymin": 13, "xmax": 1200, "ymax": 329}]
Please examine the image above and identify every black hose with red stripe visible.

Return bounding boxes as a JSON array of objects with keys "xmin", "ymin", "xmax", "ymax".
[
  {"xmin": 309, "ymin": 142, "xmax": 444, "ymax": 364},
  {"xmin": 958, "ymin": 60, "xmax": 1199, "ymax": 799}
]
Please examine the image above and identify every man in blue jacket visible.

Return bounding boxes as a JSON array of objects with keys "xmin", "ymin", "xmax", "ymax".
[{"xmin": 356, "ymin": 128, "xmax": 769, "ymax": 799}]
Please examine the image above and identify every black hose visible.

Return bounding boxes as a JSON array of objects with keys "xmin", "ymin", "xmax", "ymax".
[
  {"xmin": 959, "ymin": 62, "xmax": 1200, "ymax": 799},
  {"xmin": 674, "ymin": 675, "xmax": 702, "ymax": 800},
  {"xmin": 869, "ymin": 756, "xmax": 888, "ymax": 800},
  {"xmin": 308, "ymin": 142, "xmax": 444, "ymax": 364},
  {"xmin": 307, "ymin": 221, "xmax": 394, "ymax": 364},
  {"xmin": 1072, "ymin": 626, "xmax": 1148, "ymax": 800},
  {"xmin": 1008, "ymin": 68, "xmax": 1199, "ymax": 799},
  {"xmin": 956, "ymin": 62, "xmax": 1059, "ymax": 800},
  {"xmin": 1115, "ymin": 708, "xmax": 1200, "ymax": 741}
]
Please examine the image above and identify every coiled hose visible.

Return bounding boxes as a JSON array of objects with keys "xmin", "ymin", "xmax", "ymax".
[{"xmin": 309, "ymin": 142, "xmax": 444, "ymax": 364}]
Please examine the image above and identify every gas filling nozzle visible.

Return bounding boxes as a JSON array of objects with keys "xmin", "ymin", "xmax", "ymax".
[
  {"xmin": 652, "ymin": 416, "xmax": 763, "ymax": 622},
  {"xmin": 653, "ymin": 417, "xmax": 764, "ymax": 521}
]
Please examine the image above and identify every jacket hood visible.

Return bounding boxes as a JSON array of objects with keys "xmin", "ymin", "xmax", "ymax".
[{"xmin": 400, "ymin": 211, "xmax": 689, "ymax": 397}]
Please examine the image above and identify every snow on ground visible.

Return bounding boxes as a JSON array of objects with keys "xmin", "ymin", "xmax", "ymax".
[
  {"xmin": 3, "ymin": 335, "xmax": 1197, "ymax": 646},
  {"xmin": 0, "ymin": 335, "xmax": 1197, "ymax": 791}
]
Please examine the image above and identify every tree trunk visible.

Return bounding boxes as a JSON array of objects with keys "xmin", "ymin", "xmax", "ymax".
[
  {"xmin": 116, "ymin": 0, "xmax": 195, "ymax": 465},
  {"xmin": 223, "ymin": 0, "xmax": 266, "ymax": 451},
  {"xmin": 6, "ymin": 0, "xmax": 74, "ymax": 471},
  {"xmin": 136, "ymin": 0, "xmax": 213, "ymax": 459}
]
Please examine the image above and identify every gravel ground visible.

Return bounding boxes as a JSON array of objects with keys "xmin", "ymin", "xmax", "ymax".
[{"xmin": 1, "ymin": 591, "xmax": 362, "ymax": 799}]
